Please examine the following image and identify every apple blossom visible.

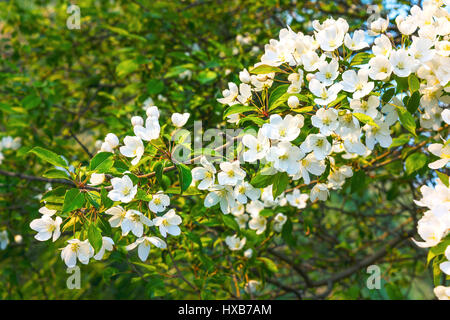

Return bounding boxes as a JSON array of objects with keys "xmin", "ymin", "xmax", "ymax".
[
  {"xmin": 225, "ymin": 235, "xmax": 246, "ymax": 251},
  {"xmin": 171, "ymin": 113, "xmax": 190, "ymax": 127},
  {"xmin": 152, "ymin": 209, "xmax": 182, "ymax": 238},
  {"xmin": 126, "ymin": 236, "xmax": 167, "ymax": 261},
  {"xmin": 105, "ymin": 205, "xmax": 127, "ymax": 228},
  {"xmin": 108, "ymin": 175, "xmax": 138, "ymax": 203},
  {"xmin": 286, "ymin": 189, "xmax": 309, "ymax": 209},
  {"xmin": 300, "ymin": 133, "xmax": 332, "ymax": 161},
  {"xmin": 88, "ymin": 173, "xmax": 105, "ymax": 186},
  {"xmin": 242, "ymin": 130, "xmax": 270, "ymax": 162},
  {"xmin": 30, "ymin": 215, "xmax": 62, "ymax": 242},
  {"xmin": 93, "ymin": 237, "xmax": 115, "ymax": 260},
  {"xmin": 120, "ymin": 136, "xmax": 144, "ymax": 166},
  {"xmin": 148, "ymin": 193, "xmax": 170, "ymax": 213},
  {"xmin": 61, "ymin": 239, "xmax": 94, "ymax": 268},
  {"xmin": 192, "ymin": 156, "xmax": 217, "ymax": 190},
  {"xmin": 217, "ymin": 160, "xmax": 246, "ymax": 186}
]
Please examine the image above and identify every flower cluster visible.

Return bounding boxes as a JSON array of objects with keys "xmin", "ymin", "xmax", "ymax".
[
  {"xmin": 213, "ymin": 0, "xmax": 449, "ymax": 290},
  {"xmin": 29, "ymin": 103, "xmax": 187, "ymax": 267},
  {"xmin": 413, "ymin": 178, "xmax": 450, "ymax": 299}
]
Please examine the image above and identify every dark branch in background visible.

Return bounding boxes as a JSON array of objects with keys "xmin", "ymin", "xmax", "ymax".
[
  {"xmin": 69, "ymin": 130, "xmax": 93, "ymax": 158},
  {"xmin": 0, "ymin": 169, "xmax": 98, "ymax": 191},
  {"xmin": 0, "ymin": 169, "xmax": 75, "ymax": 186},
  {"xmin": 268, "ymin": 229, "xmax": 416, "ymax": 298}
]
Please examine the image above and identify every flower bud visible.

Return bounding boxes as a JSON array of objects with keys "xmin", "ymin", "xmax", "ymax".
[
  {"xmin": 288, "ymin": 96, "xmax": 300, "ymax": 108},
  {"xmin": 131, "ymin": 116, "xmax": 144, "ymax": 127},
  {"xmin": 89, "ymin": 173, "xmax": 105, "ymax": 186},
  {"xmin": 239, "ymin": 69, "xmax": 251, "ymax": 83},
  {"xmin": 146, "ymin": 106, "xmax": 160, "ymax": 119},
  {"xmin": 14, "ymin": 234, "xmax": 22, "ymax": 244},
  {"xmin": 306, "ymin": 73, "xmax": 315, "ymax": 82},
  {"xmin": 105, "ymin": 133, "xmax": 119, "ymax": 148},
  {"xmin": 100, "ymin": 141, "xmax": 113, "ymax": 153}
]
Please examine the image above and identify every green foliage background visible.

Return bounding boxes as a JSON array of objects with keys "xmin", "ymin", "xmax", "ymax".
[{"xmin": 0, "ymin": 0, "xmax": 439, "ymax": 299}]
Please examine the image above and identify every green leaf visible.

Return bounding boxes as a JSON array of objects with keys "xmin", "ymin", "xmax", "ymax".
[
  {"xmin": 164, "ymin": 64, "xmax": 195, "ymax": 78},
  {"xmin": 405, "ymin": 153, "xmax": 427, "ymax": 175},
  {"xmin": 350, "ymin": 52, "xmax": 374, "ymax": 66},
  {"xmin": 406, "ymin": 91, "xmax": 420, "ymax": 114},
  {"xmin": 281, "ymin": 219, "xmax": 295, "ymax": 247},
  {"xmin": 29, "ymin": 147, "xmax": 67, "ymax": 168},
  {"xmin": 269, "ymin": 84, "xmax": 289, "ymax": 103},
  {"xmin": 62, "ymin": 189, "xmax": 85, "ymax": 214},
  {"xmin": 42, "ymin": 186, "xmax": 67, "ymax": 204},
  {"xmin": 268, "ymin": 84, "xmax": 289, "ymax": 111},
  {"xmin": 153, "ymin": 161, "xmax": 164, "ymax": 186},
  {"xmin": 147, "ymin": 79, "xmax": 164, "ymax": 95},
  {"xmin": 430, "ymin": 237, "xmax": 450, "ymax": 258},
  {"xmin": 251, "ymin": 171, "xmax": 275, "ymax": 188},
  {"xmin": 381, "ymin": 88, "xmax": 395, "ymax": 103},
  {"xmin": 237, "ymin": 116, "xmax": 266, "ymax": 126},
  {"xmin": 258, "ymin": 257, "xmax": 278, "ymax": 273},
  {"xmin": 351, "ymin": 170, "xmax": 366, "ymax": 194},
  {"xmin": 249, "ymin": 64, "xmax": 285, "ymax": 74},
  {"xmin": 176, "ymin": 163, "xmax": 192, "ymax": 192},
  {"xmin": 0, "ymin": 102, "xmax": 16, "ymax": 114},
  {"xmin": 116, "ymin": 59, "xmax": 139, "ymax": 78},
  {"xmin": 272, "ymin": 172, "xmax": 289, "ymax": 198},
  {"xmin": 88, "ymin": 223, "xmax": 103, "ymax": 253},
  {"xmin": 292, "ymin": 106, "xmax": 314, "ymax": 113},
  {"xmin": 85, "ymin": 191, "xmax": 101, "ymax": 209},
  {"xmin": 437, "ymin": 172, "xmax": 449, "ymax": 187},
  {"xmin": 223, "ymin": 104, "xmax": 258, "ymax": 119},
  {"xmin": 397, "ymin": 107, "xmax": 417, "ymax": 136},
  {"xmin": 42, "ymin": 169, "xmax": 71, "ymax": 180},
  {"xmin": 408, "ymin": 74, "xmax": 420, "ymax": 92},
  {"xmin": 101, "ymin": 187, "xmax": 113, "ymax": 208},
  {"xmin": 222, "ymin": 215, "xmax": 240, "ymax": 231},
  {"xmin": 433, "ymin": 257, "xmax": 444, "ymax": 286},
  {"xmin": 196, "ymin": 70, "xmax": 217, "ymax": 84},
  {"xmin": 131, "ymin": 262, "xmax": 157, "ymax": 273},
  {"xmin": 352, "ymin": 112, "xmax": 379, "ymax": 128},
  {"xmin": 328, "ymin": 94, "xmax": 347, "ymax": 107},
  {"xmin": 395, "ymin": 76, "xmax": 409, "ymax": 93},
  {"xmin": 390, "ymin": 133, "xmax": 411, "ymax": 148},
  {"xmin": 385, "ymin": 282, "xmax": 404, "ymax": 300},
  {"xmin": 269, "ymin": 91, "xmax": 310, "ymax": 112},
  {"xmin": 21, "ymin": 94, "xmax": 42, "ymax": 109},
  {"xmin": 104, "ymin": 25, "xmax": 147, "ymax": 42},
  {"xmin": 90, "ymin": 152, "xmax": 114, "ymax": 173}
]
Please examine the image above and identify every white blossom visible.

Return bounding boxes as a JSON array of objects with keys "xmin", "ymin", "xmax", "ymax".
[
  {"xmin": 148, "ymin": 193, "xmax": 170, "ymax": 213},
  {"xmin": 30, "ymin": 215, "xmax": 62, "ymax": 242},
  {"xmin": 126, "ymin": 236, "xmax": 166, "ymax": 261},
  {"xmin": 119, "ymin": 136, "xmax": 144, "ymax": 166},
  {"xmin": 192, "ymin": 156, "xmax": 217, "ymax": 190},
  {"xmin": 217, "ymin": 160, "xmax": 246, "ymax": 186},
  {"xmin": 152, "ymin": 209, "xmax": 182, "ymax": 238},
  {"xmin": 121, "ymin": 209, "xmax": 153, "ymax": 237},
  {"xmin": 108, "ymin": 175, "xmax": 138, "ymax": 203},
  {"xmin": 93, "ymin": 237, "xmax": 114, "ymax": 260},
  {"xmin": 286, "ymin": 189, "xmax": 309, "ymax": 209},
  {"xmin": 171, "ymin": 113, "xmax": 190, "ymax": 127},
  {"xmin": 61, "ymin": 239, "xmax": 94, "ymax": 268},
  {"xmin": 225, "ymin": 235, "xmax": 246, "ymax": 251}
]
